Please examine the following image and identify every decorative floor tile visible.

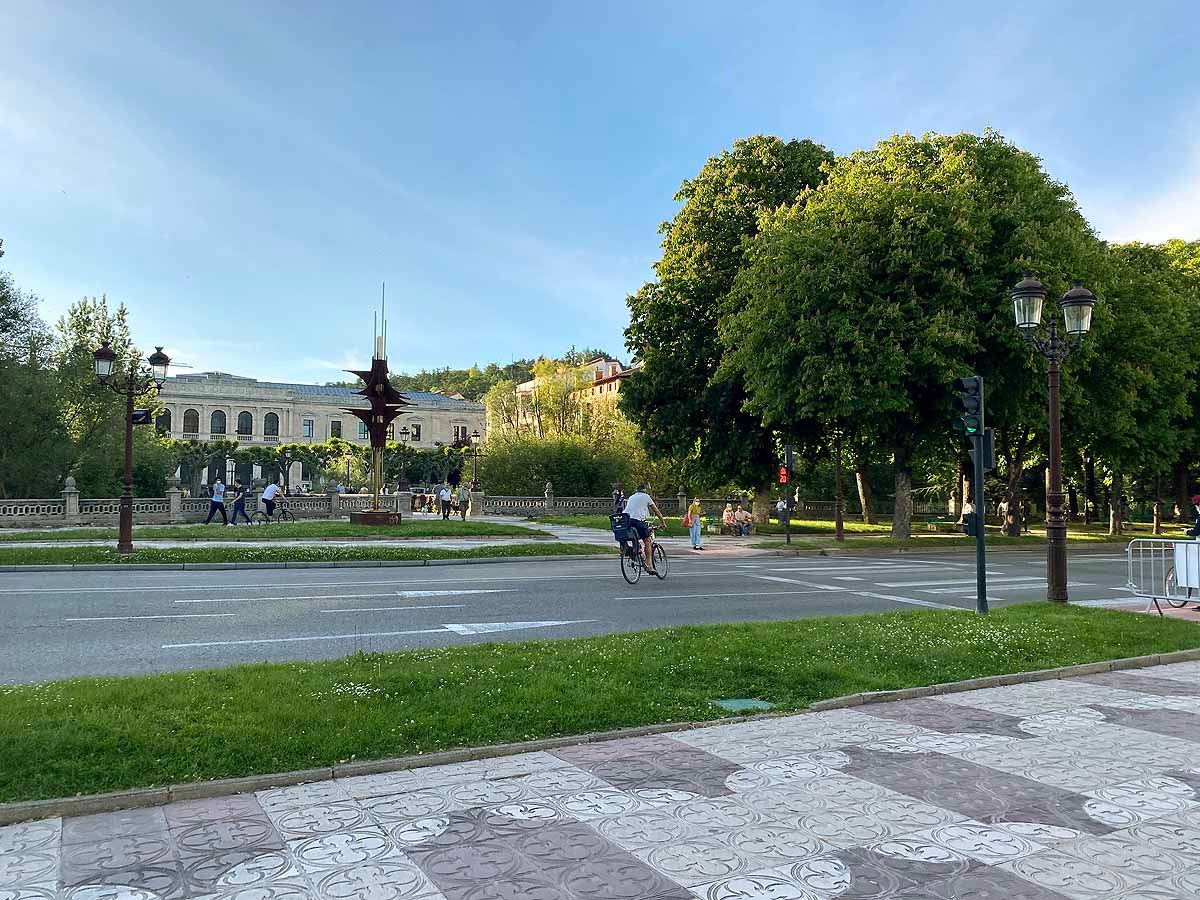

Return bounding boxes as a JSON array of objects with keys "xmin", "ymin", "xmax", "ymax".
[
  {"xmin": 165, "ymin": 796, "xmax": 269, "ymax": 830},
  {"xmin": 0, "ymin": 820, "xmax": 60, "ymax": 857},
  {"xmin": 289, "ymin": 827, "xmax": 400, "ymax": 873},
  {"xmin": 270, "ymin": 803, "xmax": 370, "ymax": 839},
  {"xmin": 1001, "ymin": 849, "xmax": 1137, "ymax": 899},
  {"xmin": 62, "ymin": 808, "xmax": 169, "ymax": 846},
  {"xmin": 258, "ymin": 782, "xmax": 350, "ymax": 814},
  {"xmin": 309, "ymin": 859, "xmax": 439, "ymax": 900}
]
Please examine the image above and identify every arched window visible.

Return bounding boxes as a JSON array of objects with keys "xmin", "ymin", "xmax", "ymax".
[
  {"xmin": 210, "ymin": 410, "xmax": 226, "ymax": 435},
  {"xmin": 263, "ymin": 412, "xmax": 279, "ymax": 437},
  {"xmin": 183, "ymin": 409, "xmax": 199, "ymax": 435},
  {"xmin": 237, "ymin": 411, "xmax": 253, "ymax": 435},
  {"xmin": 156, "ymin": 409, "xmax": 172, "ymax": 434}
]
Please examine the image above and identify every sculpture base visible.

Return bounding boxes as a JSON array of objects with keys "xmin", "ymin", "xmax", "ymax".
[{"xmin": 349, "ymin": 510, "xmax": 403, "ymax": 527}]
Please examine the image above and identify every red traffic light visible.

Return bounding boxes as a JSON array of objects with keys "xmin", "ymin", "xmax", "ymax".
[{"xmin": 778, "ymin": 466, "xmax": 789, "ymax": 484}]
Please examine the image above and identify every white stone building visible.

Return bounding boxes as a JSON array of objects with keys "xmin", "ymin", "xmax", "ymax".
[{"xmin": 157, "ymin": 372, "xmax": 485, "ymax": 488}]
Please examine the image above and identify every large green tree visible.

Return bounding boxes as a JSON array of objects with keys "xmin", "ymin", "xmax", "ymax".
[
  {"xmin": 722, "ymin": 131, "xmax": 1102, "ymax": 537},
  {"xmin": 622, "ymin": 135, "xmax": 834, "ymax": 509}
]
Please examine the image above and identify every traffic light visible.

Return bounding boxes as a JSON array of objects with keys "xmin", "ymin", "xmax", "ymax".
[
  {"xmin": 778, "ymin": 466, "xmax": 788, "ymax": 485},
  {"xmin": 962, "ymin": 512, "xmax": 979, "ymax": 537},
  {"xmin": 952, "ymin": 376, "xmax": 984, "ymax": 435}
]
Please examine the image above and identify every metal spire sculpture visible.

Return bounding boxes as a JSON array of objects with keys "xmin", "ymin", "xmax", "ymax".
[{"xmin": 342, "ymin": 285, "xmax": 409, "ymax": 518}]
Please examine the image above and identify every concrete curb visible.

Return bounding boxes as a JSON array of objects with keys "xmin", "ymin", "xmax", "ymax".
[
  {"xmin": 0, "ymin": 553, "xmax": 614, "ymax": 574},
  {"xmin": 5, "ymin": 646, "xmax": 1199, "ymax": 825}
]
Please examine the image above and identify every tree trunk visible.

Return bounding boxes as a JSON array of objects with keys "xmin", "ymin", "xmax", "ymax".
[
  {"xmin": 957, "ymin": 459, "xmax": 970, "ymax": 522},
  {"xmin": 1174, "ymin": 461, "xmax": 1190, "ymax": 522},
  {"xmin": 891, "ymin": 444, "xmax": 913, "ymax": 539},
  {"xmin": 856, "ymin": 468, "xmax": 875, "ymax": 524},
  {"xmin": 950, "ymin": 473, "xmax": 962, "ymax": 520},
  {"xmin": 835, "ymin": 432, "xmax": 845, "ymax": 541},
  {"xmin": 752, "ymin": 485, "xmax": 771, "ymax": 524},
  {"xmin": 1109, "ymin": 473, "xmax": 1122, "ymax": 535},
  {"xmin": 1084, "ymin": 457, "xmax": 1097, "ymax": 525}
]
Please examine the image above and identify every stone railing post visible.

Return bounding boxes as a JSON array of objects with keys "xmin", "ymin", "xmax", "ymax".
[
  {"xmin": 677, "ymin": 490, "xmax": 687, "ymax": 516},
  {"xmin": 470, "ymin": 490, "xmax": 484, "ymax": 518},
  {"xmin": 165, "ymin": 477, "xmax": 184, "ymax": 523},
  {"xmin": 327, "ymin": 487, "xmax": 340, "ymax": 518},
  {"xmin": 544, "ymin": 481, "xmax": 555, "ymax": 513},
  {"xmin": 62, "ymin": 476, "xmax": 80, "ymax": 525},
  {"xmin": 398, "ymin": 490, "xmax": 413, "ymax": 517}
]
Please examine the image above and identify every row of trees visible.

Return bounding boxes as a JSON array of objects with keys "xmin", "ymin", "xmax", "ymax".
[{"xmin": 623, "ymin": 131, "xmax": 1200, "ymax": 536}]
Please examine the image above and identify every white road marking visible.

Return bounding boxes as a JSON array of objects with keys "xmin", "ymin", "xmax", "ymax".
[
  {"xmin": 65, "ymin": 613, "xmax": 237, "ymax": 622},
  {"xmin": 444, "ymin": 620, "xmax": 591, "ymax": 635},
  {"xmin": 859, "ymin": 591, "xmax": 967, "ymax": 611},
  {"xmin": 176, "ymin": 588, "xmax": 513, "ymax": 605},
  {"xmin": 832, "ymin": 576, "xmax": 864, "ymax": 581},
  {"xmin": 320, "ymin": 604, "xmax": 467, "ymax": 613},
  {"xmin": 4, "ymin": 571, "xmax": 747, "ymax": 595},
  {"xmin": 748, "ymin": 575, "xmax": 846, "ymax": 592},
  {"xmin": 162, "ymin": 619, "xmax": 591, "ymax": 649},
  {"xmin": 881, "ymin": 576, "xmax": 1043, "ymax": 588},
  {"xmin": 923, "ymin": 580, "xmax": 1094, "ymax": 595},
  {"xmin": 610, "ymin": 589, "xmax": 841, "ymax": 601}
]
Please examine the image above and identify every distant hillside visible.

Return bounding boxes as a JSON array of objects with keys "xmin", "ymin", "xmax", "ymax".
[{"xmin": 326, "ymin": 347, "xmax": 612, "ymax": 401}]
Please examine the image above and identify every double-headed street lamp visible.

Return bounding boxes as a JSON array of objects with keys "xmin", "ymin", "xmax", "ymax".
[
  {"xmin": 92, "ymin": 341, "xmax": 171, "ymax": 554},
  {"xmin": 1011, "ymin": 271, "xmax": 1097, "ymax": 602},
  {"xmin": 469, "ymin": 430, "xmax": 482, "ymax": 490}
]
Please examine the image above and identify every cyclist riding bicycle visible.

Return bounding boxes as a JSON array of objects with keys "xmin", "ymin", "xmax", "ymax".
[
  {"xmin": 261, "ymin": 481, "xmax": 283, "ymax": 519},
  {"xmin": 624, "ymin": 483, "xmax": 666, "ymax": 575}
]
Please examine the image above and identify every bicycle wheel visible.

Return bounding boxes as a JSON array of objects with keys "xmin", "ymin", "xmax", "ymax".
[
  {"xmin": 277, "ymin": 509, "xmax": 295, "ymax": 525},
  {"xmin": 250, "ymin": 510, "xmax": 269, "ymax": 526},
  {"xmin": 620, "ymin": 546, "xmax": 641, "ymax": 584},
  {"xmin": 652, "ymin": 543, "xmax": 668, "ymax": 579},
  {"xmin": 1165, "ymin": 567, "xmax": 1190, "ymax": 607}
]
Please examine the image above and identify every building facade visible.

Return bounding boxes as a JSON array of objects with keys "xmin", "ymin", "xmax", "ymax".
[{"xmin": 158, "ymin": 372, "xmax": 486, "ymax": 487}]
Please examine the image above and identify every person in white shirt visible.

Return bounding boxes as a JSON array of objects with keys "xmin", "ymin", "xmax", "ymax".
[
  {"xmin": 204, "ymin": 478, "xmax": 228, "ymax": 525},
  {"xmin": 624, "ymin": 483, "xmax": 666, "ymax": 574},
  {"xmin": 261, "ymin": 481, "xmax": 282, "ymax": 519},
  {"xmin": 439, "ymin": 485, "xmax": 452, "ymax": 520}
]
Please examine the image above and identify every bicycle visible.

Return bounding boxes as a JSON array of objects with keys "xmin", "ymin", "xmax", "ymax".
[
  {"xmin": 251, "ymin": 501, "xmax": 295, "ymax": 526},
  {"xmin": 610, "ymin": 513, "xmax": 668, "ymax": 584},
  {"xmin": 1163, "ymin": 566, "xmax": 1197, "ymax": 608}
]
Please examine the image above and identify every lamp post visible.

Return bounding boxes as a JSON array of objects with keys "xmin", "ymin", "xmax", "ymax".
[
  {"xmin": 397, "ymin": 426, "xmax": 411, "ymax": 491},
  {"xmin": 92, "ymin": 341, "xmax": 171, "ymax": 554},
  {"xmin": 469, "ymin": 430, "xmax": 482, "ymax": 490},
  {"xmin": 1011, "ymin": 271, "xmax": 1097, "ymax": 602}
]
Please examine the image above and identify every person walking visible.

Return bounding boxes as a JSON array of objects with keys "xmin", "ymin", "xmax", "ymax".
[
  {"xmin": 229, "ymin": 481, "xmax": 252, "ymax": 525},
  {"xmin": 439, "ymin": 484, "xmax": 452, "ymax": 520},
  {"xmin": 458, "ymin": 483, "xmax": 471, "ymax": 521},
  {"xmin": 684, "ymin": 497, "xmax": 704, "ymax": 550},
  {"xmin": 204, "ymin": 478, "xmax": 228, "ymax": 525}
]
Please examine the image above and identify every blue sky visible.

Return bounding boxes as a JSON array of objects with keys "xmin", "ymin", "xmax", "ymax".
[{"xmin": 2, "ymin": 1, "xmax": 1197, "ymax": 384}]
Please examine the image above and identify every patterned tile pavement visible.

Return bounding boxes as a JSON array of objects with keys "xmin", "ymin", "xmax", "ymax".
[{"xmin": 6, "ymin": 661, "xmax": 1200, "ymax": 899}]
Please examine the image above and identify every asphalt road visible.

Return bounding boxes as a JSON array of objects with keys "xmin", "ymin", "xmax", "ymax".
[{"xmin": 0, "ymin": 550, "xmax": 1137, "ymax": 683}]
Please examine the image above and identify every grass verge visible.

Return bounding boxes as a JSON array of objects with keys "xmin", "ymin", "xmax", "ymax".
[
  {"xmin": 0, "ymin": 542, "xmax": 607, "ymax": 567},
  {"xmin": 1, "ymin": 603, "xmax": 1196, "ymax": 802},
  {"xmin": 0, "ymin": 520, "xmax": 548, "ymax": 543},
  {"xmin": 532, "ymin": 514, "xmax": 890, "ymax": 538}
]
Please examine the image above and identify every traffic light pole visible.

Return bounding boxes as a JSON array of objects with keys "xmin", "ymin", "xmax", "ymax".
[{"xmin": 972, "ymin": 430, "xmax": 988, "ymax": 615}]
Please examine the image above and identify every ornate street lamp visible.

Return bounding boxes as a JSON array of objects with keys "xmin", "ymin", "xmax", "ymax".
[
  {"xmin": 92, "ymin": 341, "xmax": 172, "ymax": 553},
  {"xmin": 1011, "ymin": 271, "xmax": 1097, "ymax": 602},
  {"xmin": 469, "ymin": 429, "xmax": 482, "ymax": 490},
  {"xmin": 397, "ymin": 425, "xmax": 411, "ymax": 492}
]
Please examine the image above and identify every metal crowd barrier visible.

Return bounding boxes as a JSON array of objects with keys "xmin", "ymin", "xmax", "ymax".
[{"xmin": 1126, "ymin": 538, "xmax": 1200, "ymax": 615}]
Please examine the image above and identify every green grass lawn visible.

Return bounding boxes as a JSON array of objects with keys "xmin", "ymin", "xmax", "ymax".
[
  {"xmin": 0, "ymin": 542, "xmax": 608, "ymax": 567},
  {"xmin": 0, "ymin": 603, "xmax": 1195, "ymax": 803},
  {"xmin": 531, "ymin": 514, "xmax": 891, "ymax": 537},
  {"xmin": 0, "ymin": 520, "xmax": 547, "ymax": 543},
  {"xmin": 752, "ymin": 525, "xmax": 1166, "ymax": 551}
]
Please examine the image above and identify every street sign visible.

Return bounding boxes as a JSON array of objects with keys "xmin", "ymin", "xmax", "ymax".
[
  {"xmin": 131, "ymin": 409, "xmax": 152, "ymax": 426},
  {"xmin": 778, "ymin": 466, "xmax": 789, "ymax": 484}
]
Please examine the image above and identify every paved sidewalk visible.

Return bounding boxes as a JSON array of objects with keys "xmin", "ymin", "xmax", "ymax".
[{"xmin": 7, "ymin": 663, "xmax": 1200, "ymax": 899}]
